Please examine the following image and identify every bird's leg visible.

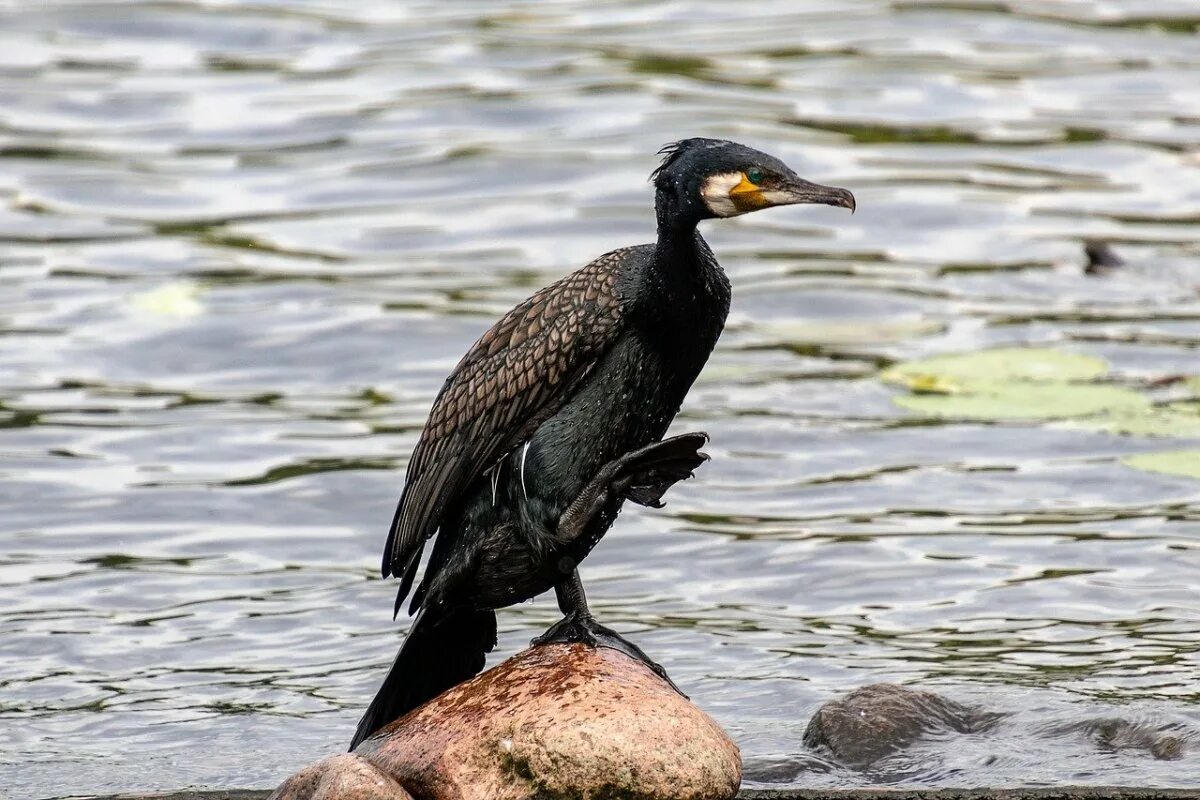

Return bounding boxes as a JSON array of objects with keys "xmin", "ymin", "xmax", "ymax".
[
  {"xmin": 554, "ymin": 568, "xmax": 589, "ymax": 616},
  {"xmin": 528, "ymin": 432, "xmax": 709, "ymax": 697}
]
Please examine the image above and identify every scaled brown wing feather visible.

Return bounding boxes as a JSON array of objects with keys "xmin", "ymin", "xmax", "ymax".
[{"xmin": 382, "ymin": 252, "xmax": 628, "ymax": 593}]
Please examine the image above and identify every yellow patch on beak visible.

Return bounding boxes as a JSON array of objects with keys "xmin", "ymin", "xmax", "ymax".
[
  {"xmin": 728, "ymin": 173, "xmax": 769, "ymax": 211},
  {"xmin": 701, "ymin": 171, "xmax": 771, "ymax": 217}
]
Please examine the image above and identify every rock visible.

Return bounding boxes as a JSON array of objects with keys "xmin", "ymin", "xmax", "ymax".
[
  {"xmin": 741, "ymin": 753, "xmax": 834, "ymax": 784},
  {"xmin": 270, "ymin": 754, "xmax": 411, "ymax": 800},
  {"xmin": 1044, "ymin": 718, "xmax": 1188, "ymax": 761},
  {"xmin": 802, "ymin": 683, "xmax": 1000, "ymax": 767},
  {"xmin": 362, "ymin": 642, "xmax": 740, "ymax": 800},
  {"xmin": 270, "ymin": 643, "xmax": 741, "ymax": 800}
]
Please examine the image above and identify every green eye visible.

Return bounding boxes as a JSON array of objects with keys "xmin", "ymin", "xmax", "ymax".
[{"xmin": 746, "ymin": 167, "xmax": 764, "ymax": 185}]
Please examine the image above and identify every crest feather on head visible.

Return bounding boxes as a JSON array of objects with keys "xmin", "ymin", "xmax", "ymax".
[{"xmin": 651, "ymin": 138, "xmax": 730, "ymax": 185}]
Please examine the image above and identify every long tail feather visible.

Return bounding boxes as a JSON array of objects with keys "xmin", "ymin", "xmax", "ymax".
[{"xmin": 349, "ymin": 606, "xmax": 497, "ymax": 750}]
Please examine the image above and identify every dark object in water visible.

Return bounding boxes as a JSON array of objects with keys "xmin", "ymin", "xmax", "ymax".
[
  {"xmin": 803, "ymin": 684, "xmax": 1194, "ymax": 774},
  {"xmin": 741, "ymin": 753, "xmax": 836, "ymax": 784},
  {"xmin": 802, "ymin": 683, "xmax": 1001, "ymax": 768},
  {"xmin": 351, "ymin": 139, "xmax": 855, "ymax": 749},
  {"xmin": 1084, "ymin": 240, "xmax": 1125, "ymax": 275},
  {"xmin": 1041, "ymin": 718, "xmax": 1187, "ymax": 761}
]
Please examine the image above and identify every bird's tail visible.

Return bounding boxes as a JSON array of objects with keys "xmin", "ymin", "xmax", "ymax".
[{"xmin": 349, "ymin": 606, "xmax": 497, "ymax": 751}]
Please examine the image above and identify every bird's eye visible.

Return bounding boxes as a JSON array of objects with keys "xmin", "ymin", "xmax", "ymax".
[{"xmin": 746, "ymin": 167, "xmax": 764, "ymax": 185}]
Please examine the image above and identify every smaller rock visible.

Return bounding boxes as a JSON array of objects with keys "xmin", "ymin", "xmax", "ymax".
[
  {"xmin": 1044, "ymin": 718, "xmax": 1188, "ymax": 761},
  {"xmin": 741, "ymin": 753, "xmax": 834, "ymax": 784},
  {"xmin": 802, "ymin": 683, "xmax": 1000, "ymax": 767},
  {"xmin": 270, "ymin": 754, "xmax": 411, "ymax": 800}
]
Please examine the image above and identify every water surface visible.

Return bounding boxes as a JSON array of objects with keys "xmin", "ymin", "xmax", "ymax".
[{"xmin": 1, "ymin": 0, "xmax": 1199, "ymax": 795}]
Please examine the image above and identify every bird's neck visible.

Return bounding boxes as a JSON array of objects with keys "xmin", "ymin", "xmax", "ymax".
[
  {"xmin": 643, "ymin": 195, "xmax": 731, "ymax": 372},
  {"xmin": 654, "ymin": 223, "xmax": 700, "ymax": 264},
  {"xmin": 653, "ymin": 192, "xmax": 717, "ymax": 286},
  {"xmin": 653, "ymin": 229, "xmax": 717, "ymax": 302}
]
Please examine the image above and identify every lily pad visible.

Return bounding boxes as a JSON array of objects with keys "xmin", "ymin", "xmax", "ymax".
[
  {"xmin": 1124, "ymin": 450, "xmax": 1200, "ymax": 480},
  {"xmin": 882, "ymin": 347, "xmax": 1108, "ymax": 388},
  {"xmin": 893, "ymin": 379, "xmax": 1149, "ymax": 421},
  {"xmin": 1075, "ymin": 402, "xmax": 1200, "ymax": 438},
  {"xmin": 883, "ymin": 347, "xmax": 1144, "ymax": 421},
  {"xmin": 882, "ymin": 348, "xmax": 1200, "ymax": 475}
]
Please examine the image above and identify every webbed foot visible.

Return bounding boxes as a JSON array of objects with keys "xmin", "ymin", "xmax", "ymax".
[
  {"xmin": 610, "ymin": 431, "xmax": 709, "ymax": 508},
  {"xmin": 556, "ymin": 432, "xmax": 709, "ymax": 544},
  {"xmin": 531, "ymin": 611, "xmax": 686, "ymax": 697}
]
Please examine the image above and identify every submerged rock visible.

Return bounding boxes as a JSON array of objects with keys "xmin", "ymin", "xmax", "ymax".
[
  {"xmin": 802, "ymin": 684, "xmax": 1194, "ymax": 774},
  {"xmin": 270, "ymin": 643, "xmax": 740, "ymax": 800},
  {"xmin": 1044, "ymin": 718, "xmax": 1188, "ymax": 761},
  {"xmin": 802, "ymin": 683, "xmax": 1000, "ymax": 767},
  {"xmin": 741, "ymin": 752, "xmax": 835, "ymax": 785}
]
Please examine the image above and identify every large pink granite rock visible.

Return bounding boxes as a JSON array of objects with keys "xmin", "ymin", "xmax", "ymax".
[{"xmin": 269, "ymin": 643, "xmax": 741, "ymax": 800}]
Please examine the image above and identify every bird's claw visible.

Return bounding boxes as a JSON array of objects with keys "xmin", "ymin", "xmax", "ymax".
[{"xmin": 531, "ymin": 611, "xmax": 687, "ymax": 698}]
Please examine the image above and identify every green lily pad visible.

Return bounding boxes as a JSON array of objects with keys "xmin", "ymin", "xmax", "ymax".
[
  {"xmin": 882, "ymin": 347, "xmax": 1108, "ymax": 388},
  {"xmin": 1075, "ymin": 402, "xmax": 1200, "ymax": 438},
  {"xmin": 894, "ymin": 379, "xmax": 1149, "ymax": 421},
  {"xmin": 1124, "ymin": 449, "xmax": 1200, "ymax": 480},
  {"xmin": 883, "ymin": 347, "xmax": 1144, "ymax": 420}
]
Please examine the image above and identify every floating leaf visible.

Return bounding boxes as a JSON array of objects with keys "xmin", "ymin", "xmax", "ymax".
[
  {"xmin": 1124, "ymin": 450, "xmax": 1200, "ymax": 480},
  {"xmin": 893, "ymin": 380, "xmax": 1149, "ymax": 421},
  {"xmin": 882, "ymin": 347, "xmax": 1108, "ymax": 387},
  {"xmin": 129, "ymin": 282, "xmax": 204, "ymax": 318},
  {"xmin": 882, "ymin": 348, "xmax": 1142, "ymax": 420},
  {"xmin": 1075, "ymin": 402, "xmax": 1200, "ymax": 438}
]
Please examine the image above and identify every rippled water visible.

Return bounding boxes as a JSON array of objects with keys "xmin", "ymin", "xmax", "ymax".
[{"xmin": 2, "ymin": 1, "xmax": 1199, "ymax": 796}]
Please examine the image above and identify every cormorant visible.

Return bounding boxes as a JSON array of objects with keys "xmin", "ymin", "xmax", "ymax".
[
  {"xmin": 350, "ymin": 138, "xmax": 855, "ymax": 749},
  {"xmin": 1084, "ymin": 239, "xmax": 1124, "ymax": 275}
]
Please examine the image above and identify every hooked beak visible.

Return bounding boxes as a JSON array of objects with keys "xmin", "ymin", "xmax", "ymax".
[{"xmin": 768, "ymin": 178, "xmax": 856, "ymax": 213}]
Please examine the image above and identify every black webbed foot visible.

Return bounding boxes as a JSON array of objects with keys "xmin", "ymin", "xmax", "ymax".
[
  {"xmin": 609, "ymin": 431, "xmax": 709, "ymax": 509},
  {"xmin": 531, "ymin": 611, "xmax": 687, "ymax": 698},
  {"xmin": 557, "ymin": 432, "xmax": 709, "ymax": 544}
]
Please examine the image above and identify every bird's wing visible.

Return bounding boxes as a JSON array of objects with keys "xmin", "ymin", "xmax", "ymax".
[{"xmin": 382, "ymin": 249, "xmax": 630, "ymax": 590}]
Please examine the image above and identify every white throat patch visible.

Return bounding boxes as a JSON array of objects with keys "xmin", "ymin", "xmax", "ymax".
[{"xmin": 700, "ymin": 172, "xmax": 745, "ymax": 218}]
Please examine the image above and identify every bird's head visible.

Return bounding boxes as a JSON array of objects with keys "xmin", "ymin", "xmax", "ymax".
[{"xmin": 651, "ymin": 138, "xmax": 855, "ymax": 228}]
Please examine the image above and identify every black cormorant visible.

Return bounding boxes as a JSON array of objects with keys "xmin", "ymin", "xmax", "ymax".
[
  {"xmin": 351, "ymin": 138, "xmax": 855, "ymax": 749},
  {"xmin": 1084, "ymin": 239, "xmax": 1124, "ymax": 275}
]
